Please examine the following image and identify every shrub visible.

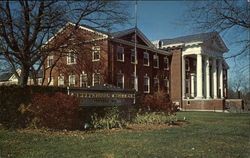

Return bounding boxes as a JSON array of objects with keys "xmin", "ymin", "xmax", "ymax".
[
  {"xmin": 91, "ymin": 106, "xmax": 127, "ymax": 129},
  {"xmin": 141, "ymin": 90, "xmax": 176, "ymax": 114},
  {"xmin": 134, "ymin": 110, "xmax": 177, "ymax": 125},
  {"xmin": 23, "ymin": 92, "xmax": 80, "ymax": 130},
  {"xmin": 0, "ymin": 85, "xmax": 66, "ymax": 128}
]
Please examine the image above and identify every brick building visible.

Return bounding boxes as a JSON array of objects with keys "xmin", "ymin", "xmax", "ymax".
[{"xmin": 44, "ymin": 22, "xmax": 229, "ymax": 111}]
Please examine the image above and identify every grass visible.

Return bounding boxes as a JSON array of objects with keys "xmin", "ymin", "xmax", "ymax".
[{"xmin": 0, "ymin": 111, "xmax": 250, "ymax": 158}]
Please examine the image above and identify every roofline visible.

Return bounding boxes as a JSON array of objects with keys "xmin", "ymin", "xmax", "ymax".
[{"xmin": 110, "ymin": 37, "xmax": 171, "ymax": 56}]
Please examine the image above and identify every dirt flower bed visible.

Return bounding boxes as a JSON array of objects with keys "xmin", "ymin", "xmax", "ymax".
[{"xmin": 17, "ymin": 122, "xmax": 187, "ymax": 137}]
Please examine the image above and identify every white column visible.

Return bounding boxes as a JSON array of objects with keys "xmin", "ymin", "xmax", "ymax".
[
  {"xmin": 196, "ymin": 54, "xmax": 203, "ymax": 99},
  {"xmin": 212, "ymin": 58, "xmax": 218, "ymax": 99},
  {"xmin": 182, "ymin": 55, "xmax": 186, "ymax": 99},
  {"xmin": 190, "ymin": 73, "xmax": 195, "ymax": 98},
  {"xmin": 205, "ymin": 56, "xmax": 211, "ymax": 99},
  {"xmin": 218, "ymin": 59, "xmax": 224, "ymax": 98}
]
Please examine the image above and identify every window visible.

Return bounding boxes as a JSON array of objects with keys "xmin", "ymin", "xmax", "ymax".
[
  {"xmin": 47, "ymin": 55, "xmax": 53, "ymax": 67},
  {"xmin": 80, "ymin": 73, "xmax": 88, "ymax": 88},
  {"xmin": 143, "ymin": 52, "xmax": 149, "ymax": 66},
  {"xmin": 92, "ymin": 45, "xmax": 100, "ymax": 61},
  {"xmin": 93, "ymin": 73, "xmax": 100, "ymax": 86},
  {"xmin": 38, "ymin": 78, "xmax": 43, "ymax": 85},
  {"xmin": 116, "ymin": 73, "xmax": 124, "ymax": 89},
  {"xmin": 67, "ymin": 52, "xmax": 76, "ymax": 64},
  {"xmin": 164, "ymin": 77, "xmax": 169, "ymax": 93},
  {"xmin": 164, "ymin": 57, "xmax": 169, "ymax": 70},
  {"xmin": 48, "ymin": 77, "xmax": 54, "ymax": 86},
  {"xmin": 144, "ymin": 76, "xmax": 150, "ymax": 93},
  {"xmin": 131, "ymin": 49, "xmax": 137, "ymax": 64},
  {"xmin": 69, "ymin": 75, "xmax": 76, "ymax": 87},
  {"xmin": 131, "ymin": 73, "xmax": 138, "ymax": 90},
  {"xmin": 153, "ymin": 54, "xmax": 159, "ymax": 68},
  {"xmin": 154, "ymin": 77, "xmax": 159, "ymax": 91},
  {"xmin": 185, "ymin": 59, "xmax": 190, "ymax": 71},
  {"xmin": 58, "ymin": 75, "xmax": 64, "ymax": 86},
  {"xmin": 117, "ymin": 46, "xmax": 124, "ymax": 61}
]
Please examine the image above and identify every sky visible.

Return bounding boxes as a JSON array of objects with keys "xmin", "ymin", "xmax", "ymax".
[{"xmin": 114, "ymin": 1, "xmax": 249, "ymax": 89}]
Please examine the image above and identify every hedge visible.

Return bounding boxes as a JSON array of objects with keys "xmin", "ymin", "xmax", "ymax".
[{"xmin": 0, "ymin": 85, "xmax": 67, "ymax": 128}]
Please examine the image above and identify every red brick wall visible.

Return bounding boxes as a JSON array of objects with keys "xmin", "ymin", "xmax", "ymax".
[
  {"xmin": 183, "ymin": 99, "xmax": 225, "ymax": 111},
  {"xmin": 169, "ymin": 48, "xmax": 182, "ymax": 107}
]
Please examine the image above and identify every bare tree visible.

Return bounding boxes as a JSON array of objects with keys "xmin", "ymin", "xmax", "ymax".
[
  {"xmin": 183, "ymin": 0, "xmax": 250, "ymax": 59},
  {"xmin": 0, "ymin": 1, "xmax": 130, "ymax": 86}
]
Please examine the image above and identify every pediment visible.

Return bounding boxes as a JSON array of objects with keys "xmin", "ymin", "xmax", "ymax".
[
  {"xmin": 206, "ymin": 34, "xmax": 229, "ymax": 53},
  {"xmin": 112, "ymin": 28, "xmax": 156, "ymax": 48}
]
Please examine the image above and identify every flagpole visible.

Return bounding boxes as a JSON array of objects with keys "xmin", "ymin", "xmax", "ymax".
[{"xmin": 134, "ymin": 0, "xmax": 138, "ymax": 91}]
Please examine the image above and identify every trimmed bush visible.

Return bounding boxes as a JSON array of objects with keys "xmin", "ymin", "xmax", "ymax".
[
  {"xmin": 91, "ymin": 106, "xmax": 127, "ymax": 129},
  {"xmin": 0, "ymin": 85, "xmax": 66, "ymax": 128},
  {"xmin": 23, "ymin": 92, "xmax": 80, "ymax": 130},
  {"xmin": 141, "ymin": 90, "xmax": 176, "ymax": 114}
]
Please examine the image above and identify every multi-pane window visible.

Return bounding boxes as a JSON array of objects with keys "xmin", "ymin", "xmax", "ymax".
[
  {"xmin": 131, "ymin": 49, "xmax": 136, "ymax": 64},
  {"xmin": 47, "ymin": 55, "xmax": 53, "ymax": 67},
  {"xmin": 92, "ymin": 45, "xmax": 100, "ymax": 61},
  {"xmin": 67, "ymin": 52, "xmax": 76, "ymax": 64},
  {"xmin": 117, "ymin": 46, "xmax": 124, "ymax": 61},
  {"xmin": 131, "ymin": 73, "xmax": 138, "ymax": 90},
  {"xmin": 48, "ymin": 77, "xmax": 54, "ymax": 86},
  {"xmin": 154, "ymin": 77, "xmax": 159, "ymax": 91},
  {"xmin": 58, "ymin": 75, "xmax": 64, "ymax": 86},
  {"xmin": 144, "ymin": 76, "xmax": 150, "ymax": 93},
  {"xmin": 164, "ymin": 77, "xmax": 169, "ymax": 93},
  {"xmin": 80, "ymin": 73, "xmax": 88, "ymax": 88},
  {"xmin": 143, "ymin": 52, "xmax": 149, "ymax": 66},
  {"xmin": 116, "ymin": 73, "xmax": 124, "ymax": 89},
  {"xmin": 69, "ymin": 75, "xmax": 76, "ymax": 87},
  {"xmin": 185, "ymin": 59, "xmax": 190, "ymax": 71},
  {"xmin": 37, "ymin": 78, "xmax": 43, "ymax": 85},
  {"xmin": 164, "ymin": 57, "xmax": 169, "ymax": 70},
  {"xmin": 153, "ymin": 54, "xmax": 159, "ymax": 68},
  {"xmin": 93, "ymin": 73, "xmax": 100, "ymax": 86}
]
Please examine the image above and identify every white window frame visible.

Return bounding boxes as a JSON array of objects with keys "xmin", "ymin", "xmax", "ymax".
[
  {"xmin": 47, "ymin": 55, "xmax": 53, "ymax": 68},
  {"xmin": 131, "ymin": 74, "xmax": 138, "ymax": 90},
  {"xmin": 117, "ymin": 46, "xmax": 124, "ymax": 62},
  {"xmin": 92, "ymin": 45, "xmax": 101, "ymax": 61},
  {"xmin": 164, "ymin": 77, "xmax": 170, "ymax": 93},
  {"xmin": 48, "ymin": 77, "xmax": 54, "ymax": 86},
  {"xmin": 67, "ymin": 51, "xmax": 77, "ymax": 65},
  {"xmin": 153, "ymin": 54, "xmax": 159, "ymax": 68},
  {"xmin": 144, "ymin": 75, "xmax": 150, "ymax": 93},
  {"xmin": 185, "ymin": 58, "xmax": 190, "ymax": 71},
  {"xmin": 68, "ymin": 75, "xmax": 76, "ymax": 87},
  {"xmin": 38, "ymin": 78, "xmax": 43, "ymax": 85},
  {"xmin": 116, "ymin": 72, "xmax": 124, "ymax": 89},
  {"xmin": 154, "ymin": 76, "xmax": 159, "ymax": 91},
  {"xmin": 92, "ymin": 73, "xmax": 100, "ymax": 86},
  {"xmin": 164, "ymin": 56, "xmax": 169, "ymax": 70},
  {"xmin": 80, "ymin": 73, "xmax": 88, "ymax": 88},
  {"xmin": 131, "ymin": 49, "xmax": 137, "ymax": 64},
  {"xmin": 143, "ymin": 52, "xmax": 149, "ymax": 66},
  {"xmin": 58, "ymin": 75, "xmax": 64, "ymax": 86}
]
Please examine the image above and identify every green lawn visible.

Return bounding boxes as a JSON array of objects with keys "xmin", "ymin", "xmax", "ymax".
[{"xmin": 0, "ymin": 112, "xmax": 249, "ymax": 158}]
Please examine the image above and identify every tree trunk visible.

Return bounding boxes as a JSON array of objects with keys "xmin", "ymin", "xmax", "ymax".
[{"xmin": 19, "ymin": 64, "xmax": 30, "ymax": 86}]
